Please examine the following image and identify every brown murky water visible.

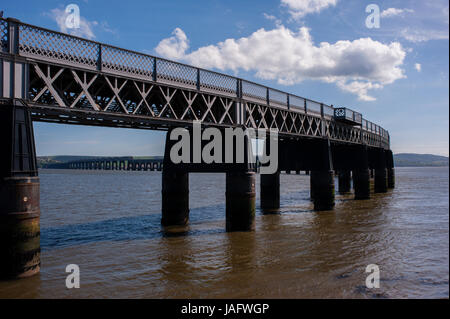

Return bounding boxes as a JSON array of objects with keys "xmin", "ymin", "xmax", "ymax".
[{"xmin": 0, "ymin": 167, "xmax": 448, "ymax": 298}]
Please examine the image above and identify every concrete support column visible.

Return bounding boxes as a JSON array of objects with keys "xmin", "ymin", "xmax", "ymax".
[
  {"xmin": 353, "ymin": 145, "xmax": 370, "ymax": 200},
  {"xmin": 338, "ymin": 170, "xmax": 351, "ymax": 194},
  {"xmin": 226, "ymin": 171, "xmax": 255, "ymax": 231},
  {"xmin": 260, "ymin": 171, "xmax": 280, "ymax": 212},
  {"xmin": 310, "ymin": 139, "xmax": 335, "ymax": 211},
  {"xmin": 374, "ymin": 149, "xmax": 388, "ymax": 193},
  {"xmin": 386, "ymin": 150, "xmax": 395, "ymax": 188},
  {"xmin": 387, "ymin": 168, "xmax": 395, "ymax": 188},
  {"xmin": 353, "ymin": 169, "xmax": 370, "ymax": 199},
  {"xmin": 0, "ymin": 104, "xmax": 40, "ymax": 279},
  {"xmin": 311, "ymin": 170, "xmax": 335, "ymax": 210},
  {"xmin": 374, "ymin": 169, "xmax": 387, "ymax": 193},
  {"xmin": 161, "ymin": 169, "xmax": 189, "ymax": 226}
]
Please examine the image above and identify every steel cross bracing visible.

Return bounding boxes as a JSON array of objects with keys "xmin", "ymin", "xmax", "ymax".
[{"xmin": 0, "ymin": 17, "xmax": 390, "ymax": 149}]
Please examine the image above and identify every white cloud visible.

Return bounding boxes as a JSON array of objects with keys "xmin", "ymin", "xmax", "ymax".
[
  {"xmin": 381, "ymin": 8, "xmax": 414, "ymax": 18},
  {"xmin": 263, "ymin": 13, "xmax": 277, "ymax": 21},
  {"xmin": 49, "ymin": 8, "xmax": 97, "ymax": 39},
  {"xmin": 414, "ymin": 63, "xmax": 421, "ymax": 72},
  {"xmin": 281, "ymin": 0, "xmax": 337, "ymax": 19},
  {"xmin": 400, "ymin": 28, "xmax": 449, "ymax": 42},
  {"xmin": 155, "ymin": 28, "xmax": 189, "ymax": 60},
  {"xmin": 263, "ymin": 13, "xmax": 282, "ymax": 27},
  {"xmin": 155, "ymin": 26, "xmax": 406, "ymax": 101}
]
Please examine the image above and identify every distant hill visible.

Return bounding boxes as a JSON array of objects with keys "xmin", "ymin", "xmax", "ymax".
[
  {"xmin": 394, "ymin": 153, "xmax": 449, "ymax": 167},
  {"xmin": 37, "ymin": 155, "xmax": 163, "ymax": 168}
]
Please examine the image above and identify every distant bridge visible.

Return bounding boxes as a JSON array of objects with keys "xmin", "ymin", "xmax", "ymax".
[
  {"xmin": 0, "ymin": 17, "xmax": 394, "ymax": 279},
  {"xmin": 46, "ymin": 157, "xmax": 163, "ymax": 171}
]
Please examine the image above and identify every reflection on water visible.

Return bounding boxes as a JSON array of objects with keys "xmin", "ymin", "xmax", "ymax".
[{"xmin": 0, "ymin": 167, "xmax": 448, "ymax": 298}]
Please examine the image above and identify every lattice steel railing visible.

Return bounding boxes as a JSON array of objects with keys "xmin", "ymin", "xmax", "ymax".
[
  {"xmin": 200, "ymin": 69, "xmax": 237, "ymax": 97},
  {"xmin": 289, "ymin": 95, "xmax": 306, "ymax": 112},
  {"xmin": 0, "ymin": 19, "xmax": 7, "ymax": 52},
  {"xmin": 242, "ymin": 80, "xmax": 267, "ymax": 104},
  {"xmin": 0, "ymin": 17, "xmax": 390, "ymax": 148},
  {"xmin": 268, "ymin": 88, "xmax": 288, "ymax": 109},
  {"xmin": 102, "ymin": 45, "xmax": 154, "ymax": 80},
  {"xmin": 306, "ymin": 100, "xmax": 321, "ymax": 115},
  {"xmin": 156, "ymin": 58, "xmax": 197, "ymax": 89},
  {"xmin": 18, "ymin": 22, "xmax": 98, "ymax": 69}
]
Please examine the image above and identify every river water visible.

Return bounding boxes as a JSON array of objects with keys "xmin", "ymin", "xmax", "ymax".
[{"xmin": 0, "ymin": 167, "xmax": 448, "ymax": 298}]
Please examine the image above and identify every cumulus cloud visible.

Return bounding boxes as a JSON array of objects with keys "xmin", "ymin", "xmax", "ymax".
[
  {"xmin": 381, "ymin": 8, "xmax": 414, "ymax": 18},
  {"xmin": 281, "ymin": 0, "xmax": 337, "ymax": 19},
  {"xmin": 155, "ymin": 26, "xmax": 406, "ymax": 101},
  {"xmin": 155, "ymin": 28, "xmax": 189, "ymax": 60},
  {"xmin": 414, "ymin": 63, "xmax": 421, "ymax": 72},
  {"xmin": 49, "ymin": 8, "xmax": 97, "ymax": 39}
]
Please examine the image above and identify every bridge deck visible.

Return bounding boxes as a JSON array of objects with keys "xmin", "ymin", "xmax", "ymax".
[{"xmin": 0, "ymin": 17, "xmax": 389, "ymax": 149}]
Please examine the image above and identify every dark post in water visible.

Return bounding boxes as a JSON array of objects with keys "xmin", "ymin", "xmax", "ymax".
[{"xmin": 0, "ymin": 103, "xmax": 40, "ymax": 279}]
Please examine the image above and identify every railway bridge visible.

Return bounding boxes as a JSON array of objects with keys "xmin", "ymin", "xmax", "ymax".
[
  {"xmin": 0, "ymin": 17, "xmax": 394, "ymax": 279},
  {"xmin": 47, "ymin": 157, "xmax": 163, "ymax": 171}
]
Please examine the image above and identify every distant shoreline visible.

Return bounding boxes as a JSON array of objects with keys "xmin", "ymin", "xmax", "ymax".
[
  {"xmin": 36, "ymin": 153, "xmax": 449, "ymax": 169},
  {"xmin": 394, "ymin": 165, "xmax": 448, "ymax": 168}
]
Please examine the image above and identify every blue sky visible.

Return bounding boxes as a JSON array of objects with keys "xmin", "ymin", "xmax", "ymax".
[{"xmin": 2, "ymin": 0, "xmax": 449, "ymax": 156}]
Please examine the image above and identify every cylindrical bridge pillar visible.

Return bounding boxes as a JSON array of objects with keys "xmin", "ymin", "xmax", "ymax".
[
  {"xmin": 387, "ymin": 168, "xmax": 395, "ymax": 188},
  {"xmin": 0, "ymin": 103, "xmax": 40, "ymax": 279},
  {"xmin": 0, "ymin": 177, "xmax": 40, "ymax": 279},
  {"xmin": 311, "ymin": 170, "xmax": 335, "ymax": 210},
  {"xmin": 353, "ymin": 169, "xmax": 370, "ymax": 199},
  {"xmin": 260, "ymin": 172, "xmax": 280, "ymax": 212},
  {"xmin": 386, "ymin": 150, "xmax": 395, "ymax": 188},
  {"xmin": 352, "ymin": 145, "xmax": 370, "ymax": 200},
  {"xmin": 161, "ymin": 169, "xmax": 189, "ymax": 226},
  {"xmin": 226, "ymin": 171, "xmax": 256, "ymax": 231},
  {"xmin": 374, "ymin": 169, "xmax": 388, "ymax": 193},
  {"xmin": 308, "ymin": 139, "xmax": 335, "ymax": 210},
  {"xmin": 374, "ymin": 149, "xmax": 388, "ymax": 193},
  {"xmin": 338, "ymin": 170, "xmax": 351, "ymax": 194}
]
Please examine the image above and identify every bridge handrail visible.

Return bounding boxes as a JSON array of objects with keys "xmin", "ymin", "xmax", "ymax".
[{"xmin": 0, "ymin": 17, "xmax": 389, "ymax": 141}]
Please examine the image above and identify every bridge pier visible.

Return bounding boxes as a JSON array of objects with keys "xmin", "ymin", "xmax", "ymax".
[
  {"xmin": 0, "ymin": 103, "xmax": 40, "ymax": 279},
  {"xmin": 260, "ymin": 171, "xmax": 280, "ymax": 213},
  {"xmin": 353, "ymin": 146, "xmax": 370, "ymax": 200},
  {"xmin": 309, "ymin": 175, "xmax": 314, "ymax": 201},
  {"xmin": 374, "ymin": 149, "xmax": 388, "ymax": 193},
  {"xmin": 161, "ymin": 169, "xmax": 189, "ymax": 226},
  {"xmin": 387, "ymin": 150, "xmax": 395, "ymax": 188},
  {"xmin": 310, "ymin": 139, "xmax": 335, "ymax": 211},
  {"xmin": 338, "ymin": 170, "xmax": 351, "ymax": 194},
  {"xmin": 311, "ymin": 170, "xmax": 335, "ymax": 210},
  {"xmin": 226, "ymin": 171, "xmax": 256, "ymax": 231}
]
